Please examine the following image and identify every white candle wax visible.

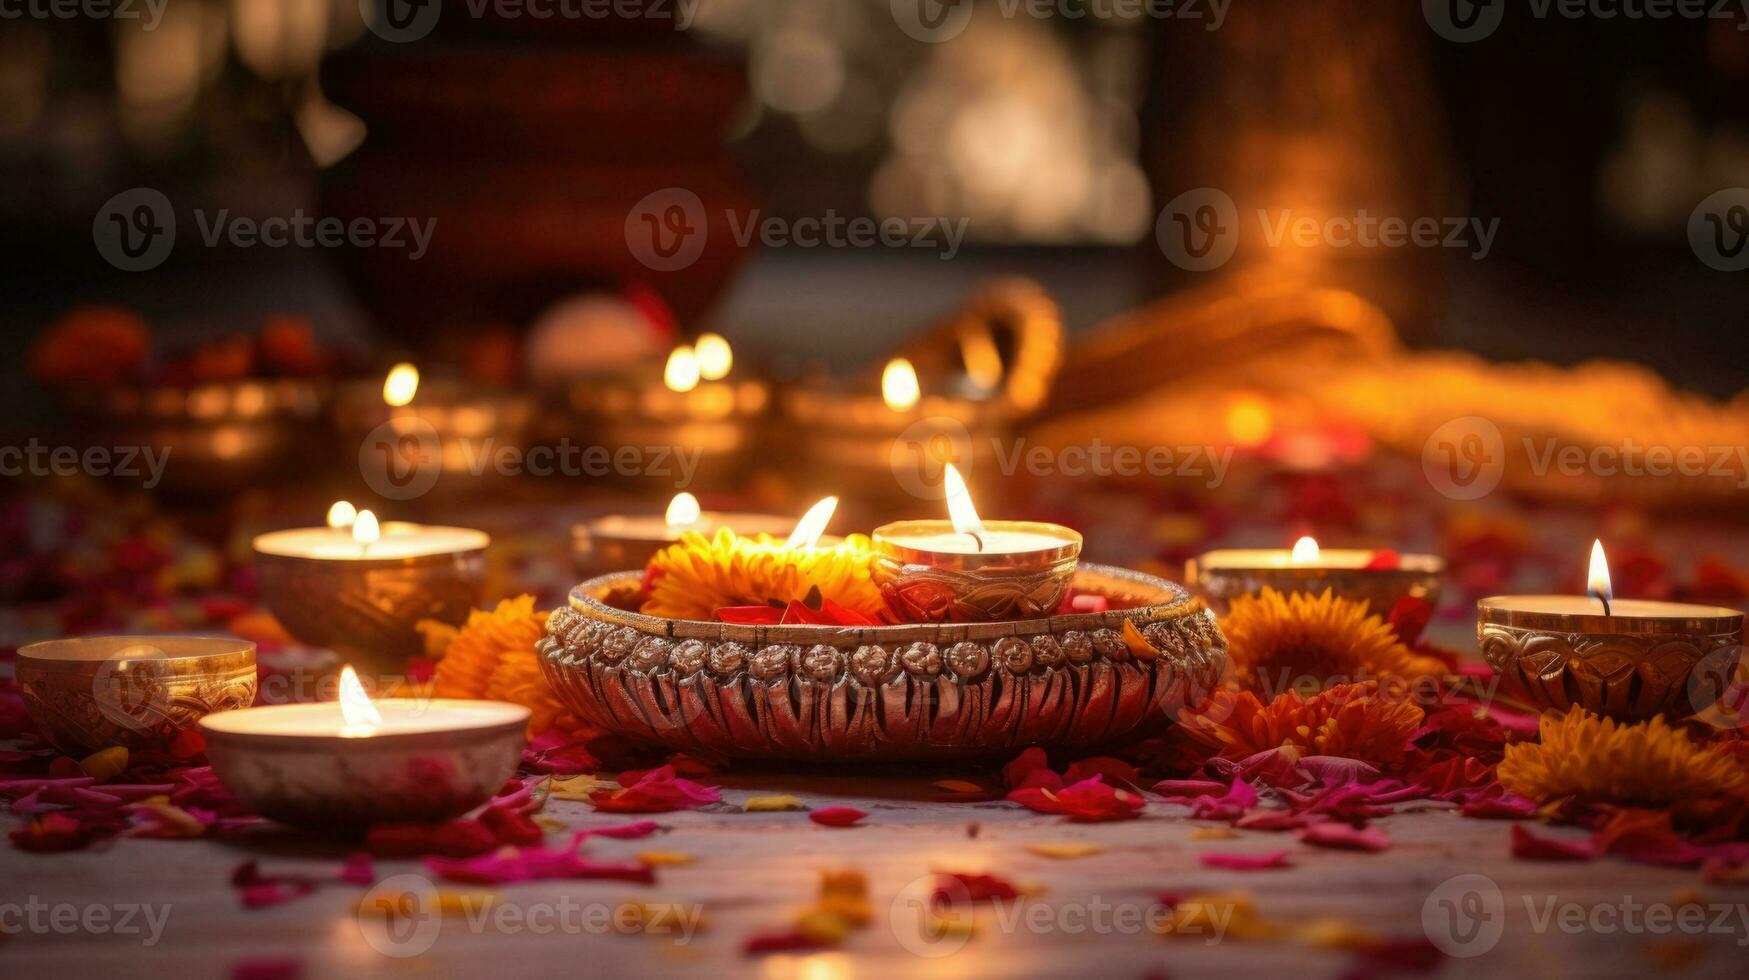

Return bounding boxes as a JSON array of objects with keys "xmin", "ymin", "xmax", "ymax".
[
  {"xmin": 201, "ymin": 699, "xmax": 527, "ymax": 739},
  {"xmin": 1482, "ymin": 595, "xmax": 1742, "ymax": 619},
  {"xmin": 883, "ymin": 529, "xmax": 1071, "ymax": 555},
  {"xmin": 1195, "ymin": 548, "xmax": 1441, "ymax": 571},
  {"xmin": 253, "ymin": 523, "xmax": 489, "ymax": 560}
]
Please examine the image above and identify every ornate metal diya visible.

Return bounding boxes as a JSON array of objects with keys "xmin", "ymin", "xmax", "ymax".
[
  {"xmin": 871, "ymin": 520, "xmax": 1082, "ymax": 622},
  {"xmin": 201, "ymin": 699, "xmax": 528, "ymax": 831},
  {"xmin": 253, "ymin": 525, "xmax": 488, "ymax": 675},
  {"xmin": 1186, "ymin": 548, "xmax": 1445, "ymax": 616},
  {"xmin": 547, "ymin": 368, "xmax": 770, "ymax": 492},
  {"xmin": 1478, "ymin": 597, "xmax": 1744, "ymax": 722},
  {"xmin": 17, "ymin": 636, "xmax": 258, "ymax": 755},
  {"xmin": 540, "ymin": 564, "xmax": 1227, "ymax": 761}
]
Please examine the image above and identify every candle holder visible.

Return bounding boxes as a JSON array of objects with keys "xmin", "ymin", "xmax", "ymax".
[
  {"xmin": 201, "ymin": 699, "xmax": 528, "ymax": 831},
  {"xmin": 333, "ymin": 377, "xmax": 534, "ymax": 498},
  {"xmin": 871, "ymin": 520, "xmax": 1082, "ymax": 622},
  {"xmin": 1478, "ymin": 597, "xmax": 1745, "ymax": 722},
  {"xmin": 572, "ymin": 511, "xmax": 794, "ymax": 580},
  {"xmin": 16, "ymin": 636, "xmax": 258, "ymax": 755},
  {"xmin": 253, "ymin": 526, "xmax": 489, "ymax": 675},
  {"xmin": 1186, "ymin": 549, "xmax": 1445, "ymax": 617},
  {"xmin": 56, "ymin": 378, "xmax": 328, "ymax": 499},
  {"xmin": 545, "ymin": 368, "xmax": 770, "ymax": 492},
  {"xmin": 540, "ymin": 563, "xmax": 1225, "ymax": 762}
]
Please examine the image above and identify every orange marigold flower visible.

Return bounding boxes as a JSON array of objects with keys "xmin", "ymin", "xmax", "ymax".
[
  {"xmin": 1181, "ymin": 681, "xmax": 1425, "ymax": 766},
  {"xmin": 1497, "ymin": 710, "xmax": 1749, "ymax": 823},
  {"xmin": 432, "ymin": 595, "xmax": 581, "ymax": 738},
  {"xmin": 642, "ymin": 528, "xmax": 885, "ymax": 622},
  {"xmin": 1220, "ymin": 588, "xmax": 1447, "ymax": 696}
]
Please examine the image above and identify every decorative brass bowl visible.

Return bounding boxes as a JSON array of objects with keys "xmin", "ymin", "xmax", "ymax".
[
  {"xmin": 16, "ymin": 636, "xmax": 258, "ymax": 755},
  {"xmin": 1185, "ymin": 551, "xmax": 1445, "ymax": 617},
  {"xmin": 201, "ymin": 700, "xmax": 528, "ymax": 831},
  {"xmin": 253, "ymin": 535, "xmax": 487, "ymax": 676},
  {"xmin": 1477, "ymin": 598, "xmax": 1744, "ymax": 722},
  {"xmin": 543, "ymin": 369, "xmax": 770, "ymax": 492},
  {"xmin": 871, "ymin": 520, "xmax": 1083, "ymax": 622},
  {"xmin": 333, "ymin": 378, "xmax": 535, "ymax": 498},
  {"xmin": 540, "ymin": 564, "xmax": 1227, "ymax": 761}
]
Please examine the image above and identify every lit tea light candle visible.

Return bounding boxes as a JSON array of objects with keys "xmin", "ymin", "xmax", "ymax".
[
  {"xmin": 1479, "ymin": 540, "xmax": 1745, "ymax": 721},
  {"xmin": 872, "ymin": 464, "xmax": 1081, "ymax": 621},
  {"xmin": 882, "ymin": 357, "xmax": 921, "ymax": 412},
  {"xmin": 252, "ymin": 505, "xmax": 490, "ymax": 672},
  {"xmin": 201, "ymin": 666, "xmax": 529, "ymax": 830},
  {"xmin": 325, "ymin": 499, "xmax": 358, "ymax": 531},
  {"xmin": 573, "ymin": 492, "xmax": 798, "ymax": 577},
  {"xmin": 1186, "ymin": 535, "xmax": 1446, "ymax": 616}
]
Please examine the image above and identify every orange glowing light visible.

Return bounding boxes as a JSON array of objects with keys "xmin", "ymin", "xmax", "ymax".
[
  {"xmin": 665, "ymin": 492, "xmax": 702, "ymax": 529},
  {"xmin": 881, "ymin": 358, "xmax": 921, "ymax": 412},
  {"xmin": 383, "ymin": 363, "xmax": 419, "ymax": 407},
  {"xmin": 694, "ymin": 333, "xmax": 733, "ymax": 381},
  {"xmin": 664, "ymin": 346, "xmax": 701, "ymax": 393},
  {"xmin": 326, "ymin": 500, "xmax": 357, "ymax": 530},
  {"xmin": 784, "ymin": 496, "xmax": 839, "ymax": 550},
  {"xmin": 338, "ymin": 665, "xmax": 383, "ymax": 736},
  {"xmin": 352, "ymin": 509, "xmax": 381, "ymax": 548},
  {"xmin": 1291, "ymin": 536, "xmax": 1320, "ymax": 564},
  {"xmin": 943, "ymin": 463, "xmax": 986, "ymax": 539},
  {"xmin": 1588, "ymin": 539, "xmax": 1613, "ymax": 603},
  {"xmin": 1226, "ymin": 395, "xmax": 1275, "ymax": 448}
]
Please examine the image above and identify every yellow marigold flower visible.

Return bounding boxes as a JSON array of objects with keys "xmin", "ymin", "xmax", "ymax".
[
  {"xmin": 432, "ymin": 595, "xmax": 580, "ymax": 738},
  {"xmin": 1221, "ymin": 587, "xmax": 1446, "ymax": 695},
  {"xmin": 1181, "ymin": 681, "xmax": 1425, "ymax": 766},
  {"xmin": 1498, "ymin": 710, "xmax": 1749, "ymax": 822},
  {"xmin": 641, "ymin": 528, "xmax": 885, "ymax": 622}
]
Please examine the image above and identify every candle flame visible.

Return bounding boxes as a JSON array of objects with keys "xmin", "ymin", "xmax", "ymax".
[
  {"xmin": 695, "ymin": 333, "xmax": 732, "ymax": 381},
  {"xmin": 1589, "ymin": 539, "xmax": 1613, "ymax": 602},
  {"xmin": 1291, "ymin": 536, "xmax": 1320, "ymax": 563},
  {"xmin": 784, "ymin": 496, "xmax": 839, "ymax": 549},
  {"xmin": 881, "ymin": 357, "xmax": 920, "ymax": 411},
  {"xmin": 664, "ymin": 345, "xmax": 701, "ymax": 393},
  {"xmin": 326, "ymin": 500, "xmax": 357, "ymax": 530},
  {"xmin": 665, "ymin": 492, "xmax": 702, "ymax": 529},
  {"xmin": 382, "ymin": 363, "xmax": 419, "ymax": 407},
  {"xmin": 352, "ymin": 509, "xmax": 381, "ymax": 547},
  {"xmin": 338, "ymin": 665, "xmax": 383, "ymax": 734},
  {"xmin": 943, "ymin": 463, "xmax": 986, "ymax": 539}
]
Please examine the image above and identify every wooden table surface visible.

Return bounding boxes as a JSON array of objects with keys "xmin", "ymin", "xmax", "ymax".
[{"xmin": 5, "ymin": 766, "xmax": 1745, "ymax": 980}]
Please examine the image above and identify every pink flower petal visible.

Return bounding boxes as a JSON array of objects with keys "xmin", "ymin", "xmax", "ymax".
[
  {"xmin": 1510, "ymin": 825, "xmax": 1599, "ymax": 861},
  {"xmin": 1299, "ymin": 822, "xmax": 1391, "ymax": 852},
  {"xmin": 1199, "ymin": 849, "xmax": 1293, "ymax": 870},
  {"xmin": 809, "ymin": 806, "xmax": 868, "ymax": 827}
]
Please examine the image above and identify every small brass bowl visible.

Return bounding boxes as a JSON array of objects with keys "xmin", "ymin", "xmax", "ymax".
[
  {"xmin": 1186, "ymin": 550, "xmax": 1445, "ymax": 617},
  {"xmin": 253, "ymin": 529, "xmax": 488, "ymax": 676},
  {"xmin": 1478, "ymin": 598, "xmax": 1744, "ymax": 722},
  {"xmin": 16, "ymin": 635, "xmax": 258, "ymax": 755},
  {"xmin": 201, "ymin": 699, "xmax": 529, "ymax": 832},
  {"xmin": 872, "ymin": 520, "xmax": 1083, "ymax": 622}
]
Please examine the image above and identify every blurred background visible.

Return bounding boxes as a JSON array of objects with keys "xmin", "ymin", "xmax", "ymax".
[{"xmin": 4, "ymin": 0, "xmax": 1749, "ymax": 640}]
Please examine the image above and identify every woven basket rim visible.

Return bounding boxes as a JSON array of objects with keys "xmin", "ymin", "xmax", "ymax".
[{"xmin": 566, "ymin": 562, "xmax": 1199, "ymax": 644}]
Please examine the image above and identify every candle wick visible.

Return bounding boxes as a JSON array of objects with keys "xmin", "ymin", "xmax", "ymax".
[
  {"xmin": 965, "ymin": 530, "xmax": 984, "ymax": 553},
  {"xmin": 1592, "ymin": 591, "xmax": 1611, "ymax": 617}
]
